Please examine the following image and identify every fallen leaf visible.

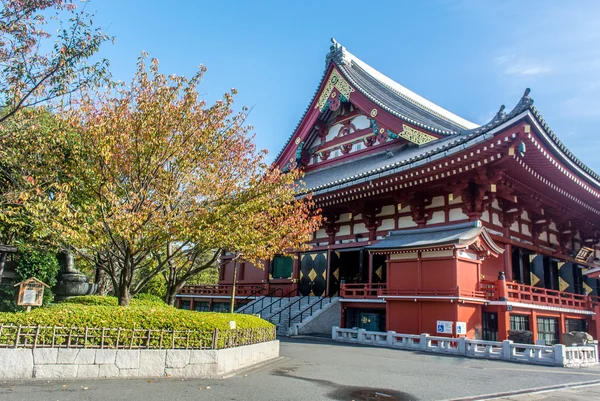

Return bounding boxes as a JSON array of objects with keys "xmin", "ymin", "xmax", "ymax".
[
  {"xmin": 81, "ymin": 386, "xmax": 88, "ymax": 390},
  {"xmin": 147, "ymin": 380, "xmax": 152, "ymax": 383},
  {"xmin": 206, "ymin": 386, "xmax": 211, "ymax": 389},
  {"xmin": 8, "ymin": 387, "xmax": 13, "ymax": 391}
]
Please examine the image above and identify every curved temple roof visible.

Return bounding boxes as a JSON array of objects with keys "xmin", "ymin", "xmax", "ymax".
[
  {"xmin": 367, "ymin": 221, "xmax": 504, "ymax": 255},
  {"xmin": 328, "ymin": 39, "xmax": 479, "ymax": 133},
  {"xmin": 278, "ymin": 39, "xmax": 600, "ymax": 195}
]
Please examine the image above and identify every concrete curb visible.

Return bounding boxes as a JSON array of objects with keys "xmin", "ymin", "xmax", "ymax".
[
  {"xmin": 220, "ymin": 356, "xmax": 285, "ymax": 379},
  {"xmin": 443, "ymin": 379, "xmax": 600, "ymax": 401}
]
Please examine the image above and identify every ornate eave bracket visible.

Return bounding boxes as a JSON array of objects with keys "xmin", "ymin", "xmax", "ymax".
[{"xmin": 316, "ymin": 69, "xmax": 355, "ymax": 112}]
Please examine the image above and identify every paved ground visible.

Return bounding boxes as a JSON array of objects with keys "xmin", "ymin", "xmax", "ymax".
[
  {"xmin": 1, "ymin": 337, "xmax": 600, "ymax": 401},
  {"xmin": 496, "ymin": 383, "xmax": 600, "ymax": 400}
]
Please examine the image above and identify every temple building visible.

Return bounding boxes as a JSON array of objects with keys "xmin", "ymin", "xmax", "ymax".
[{"xmin": 178, "ymin": 39, "xmax": 600, "ymax": 345}]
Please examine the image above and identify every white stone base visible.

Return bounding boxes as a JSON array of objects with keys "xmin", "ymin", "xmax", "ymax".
[{"xmin": 0, "ymin": 341, "xmax": 279, "ymax": 380}]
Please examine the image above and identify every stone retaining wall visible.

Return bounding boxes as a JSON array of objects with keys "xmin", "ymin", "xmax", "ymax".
[{"xmin": 0, "ymin": 340, "xmax": 279, "ymax": 380}]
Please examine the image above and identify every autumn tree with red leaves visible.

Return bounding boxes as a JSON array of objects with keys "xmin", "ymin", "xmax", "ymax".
[{"xmin": 47, "ymin": 55, "xmax": 321, "ymax": 306}]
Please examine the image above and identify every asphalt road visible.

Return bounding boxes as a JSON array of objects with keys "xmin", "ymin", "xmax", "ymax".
[{"xmin": 1, "ymin": 337, "xmax": 600, "ymax": 401}]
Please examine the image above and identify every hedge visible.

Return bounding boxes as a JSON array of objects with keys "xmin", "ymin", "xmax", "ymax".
[
  {"xmin": 62, "ymin": 295, "xmax": 166, "ymax": 307},
  {"xmin": 0, "ymin": 300, "xmax": 274, "ymax": 349}
]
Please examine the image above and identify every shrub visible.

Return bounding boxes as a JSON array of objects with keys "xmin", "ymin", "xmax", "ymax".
[
  {"xmin": 62, "ymin": 295, "xmax": 118, "ymax": 306},
  {"xmin": 0, "ymin": 301, "xmax": 274, "ymax": 349},
  {"xmin": 133, "ymin": 293, "xmax": 166, "ymax": 305},
  {"xmin": 62, "ymin": 295, "xmax": 166, "ymax": 307}
]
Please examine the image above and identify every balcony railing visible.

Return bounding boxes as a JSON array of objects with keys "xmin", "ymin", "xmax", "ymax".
[
  {"xmin": 481, "ymin": 280, "xmax": 597, "ymax": 311},
  {"xmin": 504, "ymin": 282, "xmax": 591, "ymax": 309},
  {"xmin": 381, "ymin": 288, "xmax": 486, "ymax": 299},
  {"xmin": 340, "ymin": 283, "xmax": 386, "ymax": 298},
  {"xmin": 179, "ymin": 283, "xmax": 266, "ymax": 297},
  {"xmin": 340, "ymin": 284, "xmax": 485, "ymax": 299}
]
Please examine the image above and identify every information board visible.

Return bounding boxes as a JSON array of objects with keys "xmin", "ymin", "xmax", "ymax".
[
  {"xmin": 436, "ymin": 320, "xmax": 453, "ymax": 334},
  {"xmin": 455, "ymin": 322, "xmax": 467, "ymax": 335}
]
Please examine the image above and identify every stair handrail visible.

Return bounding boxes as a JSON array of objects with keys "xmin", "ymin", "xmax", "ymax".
[
  {"xmin": 267, "ymin": 295, "xmax": 309, "ymax": 325},
  {"xmin": 250, "ymin": 287, "xmax": 296, "ymax": 316},
  {"xmin": 242, "ymin": 287, "xmax": 283, "ymax": 315},
  {"xmin": 234, "ymin": 284, "xmax": 271, "ymax": 312},
  {"xmin": 289, "ymin": 297, "xmax": 327, "ymax": 327}
]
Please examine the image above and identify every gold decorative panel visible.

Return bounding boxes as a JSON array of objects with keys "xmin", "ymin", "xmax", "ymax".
[
  {"xmin": 559, "ymin": 277, "xmax": 569, "ymax": 292},
  {"xmin": 530, "ymin": 272, "xmax": 540, "ymax": 287},
  {"xmin": 308, "ymin": 269, "xmax": 317, "ymax": 282},
  {"xmin": 583, "ymin": 282, "xmax": 593, "ymax": 295},
  {"xmin": 398, "ymin": 124, "xmax": 437, "ymax": 145},
  {"xmin": 316, "ymin": 69, "xmax": 355, "ymax": 111}
]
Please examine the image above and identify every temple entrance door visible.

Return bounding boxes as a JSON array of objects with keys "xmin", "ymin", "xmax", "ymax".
[
  {"xmin": 299, "ymin": 252, "xmax": 327, "ymax": 296},
  {"xmin": 328, "ymin": 249, "xmax": 369, "ymax": 296}
]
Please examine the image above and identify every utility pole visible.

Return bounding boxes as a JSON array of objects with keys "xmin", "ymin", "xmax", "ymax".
[{"xmin": 229, "ymin": 254, "xmax": 240, "ymax": 313}]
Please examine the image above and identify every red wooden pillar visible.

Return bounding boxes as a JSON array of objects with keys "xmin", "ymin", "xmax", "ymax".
[
  {"xmin": 591, "ymin": 305, "xmax": 600, "ymax": 341},
  {"xmin": 531, "ymin": 310, "xmax": 539, "ymax": 342},
  {"xmin": 498, "ymin": 309, "xmax": 510, "ymax": 341},
  {"xmin": 367, "ymin": 252, "xmax": 373, "ymax": 285},
  {"xmin": 504, "ymin": 243, "xmax": 513, "ymax": 282},
  {"xmin": 190, "ymin": 297, "xmax": 195, "ymax": 312},
  {"xmin": 559, "ymin": 312, "xmax": 566, "ymax": 341}
]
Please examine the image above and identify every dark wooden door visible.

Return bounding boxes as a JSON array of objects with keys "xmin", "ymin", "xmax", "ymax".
[{"xmin": 299, "ymin": 252, "xmax": 327, "ymax": 296}]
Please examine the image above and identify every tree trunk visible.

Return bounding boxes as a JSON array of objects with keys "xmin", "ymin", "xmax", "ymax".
[
  {"xmin": 165, "ymin": 282, "xmax": 184, "ymax": 307},
  {"xmin": 118, "ymin": 285, "xmax": 130, "ymax": 306},
  {"xmin": 117, "ymin": 251, "xmax": 132, "ymax": 306},
  {"xmin": 0, "ymin": 252, "xmax": 7, "ymax": 285},
  {"xmin": 95, "ymin": 252, "xmax": 108, "ymax": 296}
]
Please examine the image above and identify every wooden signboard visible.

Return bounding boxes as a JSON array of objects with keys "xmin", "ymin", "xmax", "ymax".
[
  {"xmin": 14, "ymin": 277, "xmax": 49, "ymax": 311},
  {"xmin": 575, "ymin": 247, "xmax": 595, "ymax": 264}
]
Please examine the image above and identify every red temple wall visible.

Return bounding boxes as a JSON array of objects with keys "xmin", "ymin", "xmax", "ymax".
[
  {"xmin": 458, "ymin": 304, "xmax": 481, "ymax": 338},
  {"xmin": 421, "ymin": 258, "xmax": 455, "ymax": 291},
  {"xmin": 238, "ymin": 261, "xmax": 265, "ymax": 282},
  {"xmin": 456, "ymin": 258, "xmax": 480, "ymax": 294},
  {"xmin": 480, "ymin": 255, "xmax": 504, "ymax": 282},
  {"xmin": 387, "ymin": 259, "xmax": 418, "ymax": 291},
  {"xmin": 387, "ymin": 301, "xmax": 458, "ymax": 336},
  {"xmin": 386, "ymin": 302, "xmax": 420, "ymax": 334}
]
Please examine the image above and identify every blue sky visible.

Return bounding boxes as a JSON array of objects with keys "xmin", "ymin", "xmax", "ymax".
[{"xmin": 90, "ymin": 0, "xmax": 600, "ymax": 171}]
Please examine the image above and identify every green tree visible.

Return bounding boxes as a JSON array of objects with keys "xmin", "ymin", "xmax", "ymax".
[
  {"xmin": 44, "ymin": 55, "xmax": 322, "ymax": 306},
  {"xmin": 0, "ymin": 245, "xmax": 59, "ymax": 311},
  {"xmin": 0, "ymin": 0, "xmax": 111, "ymax": 131}
]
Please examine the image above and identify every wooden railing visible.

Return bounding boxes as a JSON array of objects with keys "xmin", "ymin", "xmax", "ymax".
[
  {"xmin": 381, "ymin": 288, "xmax": 486, "ymax": 299},
  {"xmin": 340, "ymin": 284, "xmax": 487, "ymax": 299},
  {"xmin": 179, "ymin": 283, "xmax": 266, "ymax": 297},
  {"xmin": 504, "ymin": 282, "xmax": 591, "ymax": 309},
  {"xmin": 340, "ymin": 283, "xmax": 386, "ymax": 298},
  {"xmin": 480, "ymin": 280, "xmax": 596, "ymax": 310}
]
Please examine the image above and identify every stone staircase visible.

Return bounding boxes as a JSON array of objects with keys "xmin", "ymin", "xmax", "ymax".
[{"xmin": 236, "ymin": 295, "xmax": 336, "ymax": 336}]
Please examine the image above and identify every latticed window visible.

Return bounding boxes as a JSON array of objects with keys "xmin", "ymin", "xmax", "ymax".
[
  {"xmin": 179, "ymin": 300, "xmax": 191, "ymax": 310},
  {"xmin": 212, "ymin": 302, "xmax": 229, "ymax": 313},
  {"xmin": 272, "ymin": 256, "xmax": 293, "ymax": 279},
  {"xmin": 510, "ymin": 314, "xmax": 530, "ymax": 331},
  {"xmin": 537, "ymin": 317, "xmax": 559, "ymax": 345},
  {"xmin": 194, "ymin": 302, "xmax": 210, "ymax": 312},
  {"xmin": 565, "ymin": 319, "xmax": 588, "ymax": 333}
]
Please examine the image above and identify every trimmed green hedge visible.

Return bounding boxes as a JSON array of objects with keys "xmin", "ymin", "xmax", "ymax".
[
  {"xmin": 61, "ymin": 295, "xmax": 166, "ymax": 307},
  {"xmin": 0, "ymin": 300, "xmax": 274, "ymax": 349}
]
